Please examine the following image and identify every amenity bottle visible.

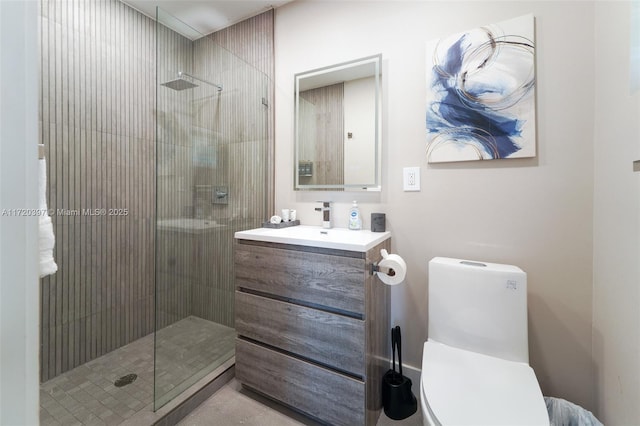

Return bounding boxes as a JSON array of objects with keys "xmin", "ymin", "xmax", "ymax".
[{"xmin": 349, "ymin": 201, "xmax": 362, "ymax": 230}]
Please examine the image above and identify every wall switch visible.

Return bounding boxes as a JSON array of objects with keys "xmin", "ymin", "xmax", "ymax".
[{"xmin": 403, "ymin": 167, "xmax": 420, "ymax": 191}]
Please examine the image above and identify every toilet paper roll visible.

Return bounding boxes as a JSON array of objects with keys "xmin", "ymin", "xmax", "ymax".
[{"xmin": 375, "ymin": 249, "xmax": 407, "ymax": 285}]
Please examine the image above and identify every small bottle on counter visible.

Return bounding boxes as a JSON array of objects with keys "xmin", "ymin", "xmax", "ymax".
[{"xmin": 349, "ymin": 201, "xmax": 362, "ymax": 230}]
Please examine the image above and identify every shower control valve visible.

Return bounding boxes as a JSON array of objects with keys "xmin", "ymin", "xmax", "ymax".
[{"xmin": 212, "ymin": 186, "xmax": 229, "ymax": 204}]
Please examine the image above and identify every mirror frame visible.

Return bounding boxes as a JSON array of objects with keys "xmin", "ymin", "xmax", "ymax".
[{"xmin": 294, "ymin": 54, "xmax": 382, "ymax": 191}]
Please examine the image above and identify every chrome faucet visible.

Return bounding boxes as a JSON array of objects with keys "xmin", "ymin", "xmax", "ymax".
[{"xmin": 315, "ymin": 201, "xmax": 332, "ymax": 229}]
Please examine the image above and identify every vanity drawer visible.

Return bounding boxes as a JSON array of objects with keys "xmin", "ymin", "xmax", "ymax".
[
  {"xmin": 236, "ymin": 291, "xmax": 365, "ymax": 376},
  {"xmin": 235, "ymin": 242, "xmax": 365, "ymax": 315},
  {"xmin": 236, "ymin": 338, "xmax": 365, "ymax": 426}
]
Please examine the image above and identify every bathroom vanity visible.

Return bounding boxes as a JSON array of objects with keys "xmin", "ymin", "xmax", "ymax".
[{"xmin": 234, "ymin": 226, "xmax": 391, "ymax": 426}]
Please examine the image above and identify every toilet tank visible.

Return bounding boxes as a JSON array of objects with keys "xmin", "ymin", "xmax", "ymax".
[{"xmin": 428, "ymin": 257, "xmax": 529, "ymax": 363}]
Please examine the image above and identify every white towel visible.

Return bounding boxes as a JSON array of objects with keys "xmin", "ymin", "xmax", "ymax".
[{"xmin": 38, "ymin": 158, "xmax": 57, "ymax": 278}]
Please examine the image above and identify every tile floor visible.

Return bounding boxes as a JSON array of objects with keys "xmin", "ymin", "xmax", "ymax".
[
  {"xmin": 40, "ymin": 314, "xmax": 421, "ymax": 426},
  {"xmin": 39, "ymin": 317, "xmax": 235, "ymax": 426},
  {"xmin": 178, "ymin": 379, "xmax": 424, "ymax": 426}
]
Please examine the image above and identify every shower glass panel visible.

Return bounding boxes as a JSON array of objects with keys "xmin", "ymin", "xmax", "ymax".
[{"xmin": 154, "ymin": 7, "xmax": 269, "ymax": 410}]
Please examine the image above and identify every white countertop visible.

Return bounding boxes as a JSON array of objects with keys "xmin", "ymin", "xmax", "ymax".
[{"xmin": 234, "ymin": 225, "xmax": 390, "ymax": 252}]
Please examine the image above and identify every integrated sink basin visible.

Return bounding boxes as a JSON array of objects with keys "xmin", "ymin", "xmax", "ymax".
[{"xmin": 234, "ymin": 225, "xmax": 390, "ymax": 252}]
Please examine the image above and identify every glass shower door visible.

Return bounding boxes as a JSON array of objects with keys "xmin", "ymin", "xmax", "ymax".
[{"xmin": 154, "ymin": 7, "xmax": 269, "ymax": 410}]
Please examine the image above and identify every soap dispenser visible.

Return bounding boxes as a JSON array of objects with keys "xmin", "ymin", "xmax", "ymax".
[{"xmin": 348, "ymin": 201, "xmax": 362, "ymax": 230}]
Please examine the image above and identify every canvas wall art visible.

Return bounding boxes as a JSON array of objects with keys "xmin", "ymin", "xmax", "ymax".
[{"xmin": 425, "ymin": 14, "xmax": 536, "ymax": 163}]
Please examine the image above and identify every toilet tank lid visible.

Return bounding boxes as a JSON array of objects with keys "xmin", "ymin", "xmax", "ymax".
[
  {"xmin": 430, "ymin": 256, "xmax": 525, "ymax": 273},
  {"xmin": 421, "ymin": 340, "xmax": 549, "ymax": 426}
]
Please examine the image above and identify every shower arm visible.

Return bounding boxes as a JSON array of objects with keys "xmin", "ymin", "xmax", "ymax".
[{"xmin": 179, "ymin": 71, "xmax": 223, "ymax": 92}]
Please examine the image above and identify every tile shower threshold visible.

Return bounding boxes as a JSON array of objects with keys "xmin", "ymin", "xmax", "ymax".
[{"xmin": 121, "ymin": 357, "xmax": 235, "ymax": 426}]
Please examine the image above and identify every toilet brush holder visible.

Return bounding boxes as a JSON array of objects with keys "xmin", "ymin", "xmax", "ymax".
[
  {"xmin": 382, "ymin": 373, "xmax": 417, "ymax": 420},
  {"xmin": 382, "ymin": 326, "xmax": 417, "ymax": 420}
]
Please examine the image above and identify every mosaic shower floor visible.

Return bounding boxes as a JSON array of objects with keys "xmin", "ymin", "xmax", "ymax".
[{"xmin": 39, "ymin": 316, "xmax": 235, "ymax": 426}]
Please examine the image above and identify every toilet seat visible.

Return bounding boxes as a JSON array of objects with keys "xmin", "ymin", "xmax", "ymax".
[{"xmin": 421, "ymin": 340, "xmax": 549, "ymax": 426}]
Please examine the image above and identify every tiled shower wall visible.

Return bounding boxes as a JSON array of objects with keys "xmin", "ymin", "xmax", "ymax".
[
  {"xmin": 39, "ymin": 0, "xmax": 157, "ymax": 382},
  {"xmin": 188, "ymin": 12, "xmax": 274, "ymax": 325},
  {"xmin": 209, "ymin": 11, "xmax": 275, "ymax": 218},
  {"xmin": 155, "ymin": 12, "xmax": 273, "ymax": 329},
  {"xmin": 154, "ymin": 15, "xmax": 197, "ymax": 330}
]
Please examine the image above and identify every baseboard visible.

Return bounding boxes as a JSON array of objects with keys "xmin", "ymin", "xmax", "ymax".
[
  {"xmin": 403, "ymin": 362, "xmax": 422, "ymax": 387},
  {"xmin": 386, "ymin": 359, "xmax": 421, "ymax": 388}
]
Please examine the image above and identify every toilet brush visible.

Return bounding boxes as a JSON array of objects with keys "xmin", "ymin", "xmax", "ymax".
[
  {"xmin": 382, "ymin": 326, "xmax": 418, "ymax": 420},
  {"xmin": 391, "ymin": 326, "xmax": 397, "ymax": 378},
  {"xmin": 397, "ymin": 326, "xmax": 404, "ymax": 378}
]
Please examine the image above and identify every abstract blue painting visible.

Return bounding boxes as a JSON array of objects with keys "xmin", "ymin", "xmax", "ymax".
[{"xmin": 426, "ymin": 15, "xmax": 536, "ymax": 163}]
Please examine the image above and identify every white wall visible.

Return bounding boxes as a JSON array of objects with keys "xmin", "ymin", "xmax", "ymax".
[
  {"xmin": 592, "ymin": 2, "xmax": 640, "ymax": 424},
  {"xmin": 0, "ymin": 0, "xmax": 40, "ymax": 424},
  {"xmin": 275, "ymin": 1, "xmax": 596, "ymax": 410}
]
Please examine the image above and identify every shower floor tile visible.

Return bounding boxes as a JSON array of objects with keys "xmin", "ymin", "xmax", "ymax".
[{"xmin": 40, "ymin": 316, "xmax": 235, "ymax": 426}]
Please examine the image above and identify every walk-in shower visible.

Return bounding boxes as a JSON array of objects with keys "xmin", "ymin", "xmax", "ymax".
[{"xmin": 38, "ymin": 1, "xmax": 271, "ymax": 424}]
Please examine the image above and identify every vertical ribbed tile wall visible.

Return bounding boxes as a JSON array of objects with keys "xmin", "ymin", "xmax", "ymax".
[
  {"xmin": 153, "ymin": 10, "xmax": 273, "ymax": 407},
  {"xmin": 209, "ymin": 10, "xmax": 275, "ymax": 215},
  {"xmin": 155, "ymin": 19, "xmax": 196, "ymax": 330},
  {"xmin": 155, "ymin": 11, "xmax": 274, "ymax": 329},
  {"xmin": 299, "ymin": 83, "xmax": 345, "ymax": 186},
  {"xmin": 183, "ymin": 42, "xmax": 267, "ymax": 327},
  {"xmin": 187, "ymin": 11, "xmax": 274, "ymax": 326},
  {"xmin": 38, "ymin": 0, "xmax": 156, "ymax": 382}
]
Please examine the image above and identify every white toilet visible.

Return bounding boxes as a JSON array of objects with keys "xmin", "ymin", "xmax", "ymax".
[{"xmin": 421, "ymin": 257, "xmax": 550, "ymax": 426}]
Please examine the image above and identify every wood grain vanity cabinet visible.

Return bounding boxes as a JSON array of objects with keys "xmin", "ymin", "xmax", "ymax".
[{"xmin": 234, "ymin": 237, "xmax": 391, "ymax": 426}]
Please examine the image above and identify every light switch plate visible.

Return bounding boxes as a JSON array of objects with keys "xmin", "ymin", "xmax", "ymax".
[{"xmin": 403, "ymin": 167, "xmax": 420, "ymax": 191}]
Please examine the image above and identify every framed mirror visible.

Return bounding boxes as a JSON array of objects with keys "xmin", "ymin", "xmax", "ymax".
[{"xmin": 294, "ymin": 54, "xmax": 382, "ymax": 191}]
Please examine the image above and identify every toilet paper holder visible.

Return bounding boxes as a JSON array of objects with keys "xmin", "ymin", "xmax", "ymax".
[
  {"xmin": 371, "ymin": 248, "xmax": 407, "ymax": 285},
  {"xmin": 370, "ymin": 262, "xmax": 396, "ymax": 277}
]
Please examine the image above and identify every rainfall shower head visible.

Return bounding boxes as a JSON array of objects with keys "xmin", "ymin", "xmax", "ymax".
[
  {"xmin": 161, "ymin": 71, "xmax": 222, "ymax": 92},
  {"xmin": 161, "ymin": 77, "xmax": 198, "ymax": 91}
]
